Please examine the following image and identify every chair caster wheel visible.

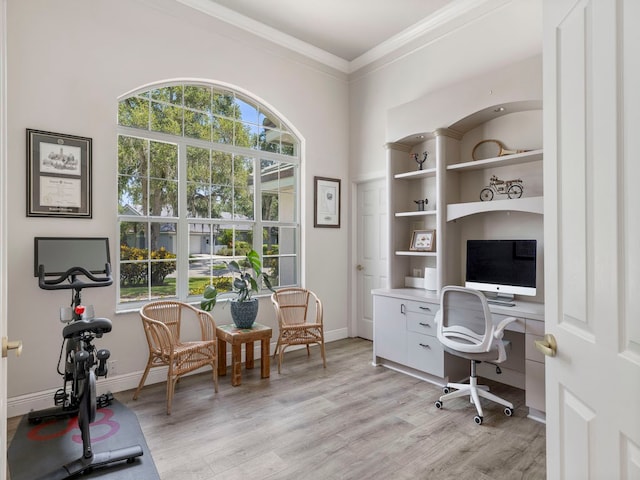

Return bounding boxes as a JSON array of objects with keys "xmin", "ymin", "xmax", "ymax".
[
  {"xmin": 474, "ymin": 415, "xmax": 483, "ymax": 425},
  {"xmin": 504, "ymin": 407, "xmax": 514, "ymax": 417},
  {"xmin": 435, "ymin": 401, "xmax": 443, "ymax": 409},
  {"xmin": 442, "ymin": 387, "xmax": 450, "ymax": 394}
]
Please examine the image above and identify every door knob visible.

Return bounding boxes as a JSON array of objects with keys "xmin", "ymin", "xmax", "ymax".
[
  {"xmin": 534, "ymin": 333, "xmax": 557, "ymax": 357},
  {"xmin": 356, "ymin": 264, "xmax": 364, "ymax": 271},
  {"xmin": 2, "ymin": 337, "xmax": 23, "ymax": 358}
]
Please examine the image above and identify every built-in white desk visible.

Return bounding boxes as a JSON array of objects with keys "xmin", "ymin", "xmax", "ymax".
[{"xmin": 372, "ymin": 288, "xmax": 546, "ymax": 422}]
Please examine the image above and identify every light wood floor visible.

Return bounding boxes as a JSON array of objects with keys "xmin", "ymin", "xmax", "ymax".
[{"xmin": 7, "ymin": 338, "xmax": 546, "ymax": 479}]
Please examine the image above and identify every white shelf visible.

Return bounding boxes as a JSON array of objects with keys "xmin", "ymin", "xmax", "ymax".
[
  {"xmin": 395, "ymin": 210, "xmax": 437, "ymax": 218},
  {"xmin": 395, "ymin": 251, "xmax": 437, "ymax": 257},
  {"xmin": 447, "ymin": 196, "xmax": 543, "ymax": 221},
  {"xmin": 394, "ymin": 167, "xmax": 437, "ymax": 179},
  {"xmin": 447, "ymin": 149, "xmax": 543, "ymax": 172}
]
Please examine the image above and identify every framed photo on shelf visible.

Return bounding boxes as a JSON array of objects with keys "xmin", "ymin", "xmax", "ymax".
[
  {"xmin": 26, "ymin": 129, "xmax": 92, "ymax": 218},
  {"xmin": 314, "ymin": 176, "xmax": 341, "ymax": 228},
  {"xmin": 410, "ymin": 229, "xmax": 435, "ymax": 252}
]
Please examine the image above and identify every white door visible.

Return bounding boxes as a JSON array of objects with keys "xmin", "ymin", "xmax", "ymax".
[
  {"xmin": 1, "ymin": 2, "xmax": 8, "ymax": 479},
  {"xmin": 355, "ymin": 178, "xmax": 387, "ymax": 340},
  {"xmin": 543, "ymin": 1, "xmax": 640, "ymax": 478}
]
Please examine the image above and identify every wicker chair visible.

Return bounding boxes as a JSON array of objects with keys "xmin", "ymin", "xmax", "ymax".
[
  {"xmin": 133, "ymin": 300, "xmax": 218, "ymax": 414},
  {"xmin": 271, "ymin": 288, "xmax": 326, "ymax": 373}
]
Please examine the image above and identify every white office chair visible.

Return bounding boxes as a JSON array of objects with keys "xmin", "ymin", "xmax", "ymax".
[{"xmin": 434, "ymin": 286, "xmax": 517, "ymax": 424}]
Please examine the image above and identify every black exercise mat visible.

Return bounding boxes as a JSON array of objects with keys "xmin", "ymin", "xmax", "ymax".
[{"xmin": 8, "ymin": 399, "xmax": 159, "ymax": 480}]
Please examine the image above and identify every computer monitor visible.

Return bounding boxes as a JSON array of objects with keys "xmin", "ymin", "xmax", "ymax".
[{"xmin": 465, "ymin": 239, "xmax": 537, "ymax": 302}]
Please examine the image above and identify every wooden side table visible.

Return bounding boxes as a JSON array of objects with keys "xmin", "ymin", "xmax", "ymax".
[{"xmin": 216, "ymin": 323, "xmax": 272, "ymax": 386}]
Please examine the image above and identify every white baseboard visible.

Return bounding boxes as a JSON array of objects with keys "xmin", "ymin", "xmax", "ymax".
[{"xmin": 8, "ymin": 328, "xmax": 349, "ymax": 418}]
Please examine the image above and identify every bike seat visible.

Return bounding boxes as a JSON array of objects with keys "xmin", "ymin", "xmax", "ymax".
[{"xmin": 63, "ymin": 318, "xmax": 112, "ymax": 339}]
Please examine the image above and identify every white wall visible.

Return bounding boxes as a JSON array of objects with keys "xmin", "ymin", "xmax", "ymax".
[
  {"xmin": 6, "ymin": 0, "xmax": 349, "ymax": 407},
  {"xmin": 348, "ymin": 0, "xmax": 543, "ymax": 178}
]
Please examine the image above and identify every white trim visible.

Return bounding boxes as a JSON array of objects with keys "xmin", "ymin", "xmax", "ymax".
[{"xmin": 175, "ymin": 0, "xmax": 349, "ymax": 72}]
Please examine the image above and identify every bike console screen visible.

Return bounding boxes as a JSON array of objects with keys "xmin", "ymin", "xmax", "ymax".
[{"xmin": 34, "ymin": 237, "xmax": 112, "ymax": 290}]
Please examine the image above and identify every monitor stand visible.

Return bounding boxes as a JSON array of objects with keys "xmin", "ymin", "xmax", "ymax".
[{"xmin": 485, "ymin": 293, "xmax": 516, "ymax": 307}]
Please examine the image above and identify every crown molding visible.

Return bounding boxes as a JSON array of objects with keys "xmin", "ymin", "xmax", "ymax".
[
  {"xmin": 175, "ymin": 0, "xmax": 350, "ymax": 72},
  {"xmin": 176, "ymin": 0, "xmax": 511, "ymax": 74}
]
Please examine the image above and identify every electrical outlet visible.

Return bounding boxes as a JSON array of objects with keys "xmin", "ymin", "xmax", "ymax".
[
  {"xmin": 108, "ymin": 360, "xmax": 117, "ymax": 375},
  {"xmin": 413, "ymin": 268, "xmax": 422, "ymax": 277}
]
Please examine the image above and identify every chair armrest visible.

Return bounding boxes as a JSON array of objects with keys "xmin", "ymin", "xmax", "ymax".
[{"xmin": 493, "ymin": 316, "xmax": 518, "ymax": 339}]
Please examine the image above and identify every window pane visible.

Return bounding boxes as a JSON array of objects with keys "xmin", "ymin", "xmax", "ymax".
[
  {"xmin": 211, "ymin": 152, "xmax": 232, "ymax": 185},
  {"xmin": 119, "ymin": 222, "xmax": 149, "ymax": 303},
  {"xmin": 118, "ymin": 136, "xmax": 148, "ymax": 177},
  {"xmin": 258, "ymin": 127, "xmax": 280, "ymax": 153},
  {"xmin": 279, "ymin": 256, "xmax": 297, "ymax": 287},
  {"xmin": 212, "ymin": 90, "xmax": 236, "ymax": 117},
  {"xmin": 150, "ymin": 262, "xmax": 177, "ymax": 299},
  {"xmin": 149, "ymin": 142, "xmax": 177, "ymax": 179},
  {"xmin": 184, "ymin": 85, "xmax": 211, "ymax": 112},
  {"xmin": 118, "ymin": 97, "xmax": 149, "ymax": 129},
  {"xmin": 215, "ymin": 227, "xmax": 253, "ymax": 257},
  {"xmin": 148, "ymin": 179, "xmax": 178, "ymax": 216},
  {"xmin": 187, "ymin": 146, "xmax": 210, "ymax": 182},
  {"xmin": 259, "ymin": 109, "xmax": 280, "ymax": 129},
  {"xmin": 151, "ymin": 102, "xmax": 183, "ymax": 135},
  {"xmin": 260, "ymin": 160, "xmax": 296, "ymax": 222},
  {"xmin": 263, "ymin": 226, "xmax": 297, "ymax": 256},
  {"xmin": 235, "ymin": 95, "xmax": 259, "ymax": 124},
  {"xmin": 118, "ymin": 174, "xmax": 144, "ymax": 215},
  {"xmin": 186, "ymin": 182, "xmax": 211, "ymax": 218},
  {"xmin": 211, "ymin": 184, "xmax": 232, "ymax": 219},
  {"xmin": 152, "ymin": 86, "xmax": 182, "ymax": 105},
  {"xmin": 213, "ymin": 116, "xmax": 234, "ymax": 144},
  {"xmin": 184, "ymin": 110, "xmax": 212, "ymax": 141},
  {"xmin": 120, "ymin": 222, "xmax": 149, "ymax": 258},
  {"xmin": 236, "ymin": 121, "xmax": 258, "ymax": 149},
  {"xmin": 234, "ymin": 186, "xmax": 254, "ymax": 220}
]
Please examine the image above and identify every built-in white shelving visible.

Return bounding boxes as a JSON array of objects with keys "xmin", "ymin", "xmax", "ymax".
[
  {"xmin": 447, "ymin": 196, "xmax": 543, "ymax": 221},
  {"xmin": 446, "ymin": 149, "xmax": 543, "ymax": 172}
]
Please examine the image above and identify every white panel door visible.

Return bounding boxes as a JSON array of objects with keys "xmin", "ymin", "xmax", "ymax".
[
  {"xmin": 544, "ymin": 0, "xmax": 640, "ymax": 478},
  {"xmin": 355, "ymin": 178, "xmax": 387, "ymax": 340},
  {"xmin": 1, "ymin": 1, "xmax": 8, "ymax": 478}
]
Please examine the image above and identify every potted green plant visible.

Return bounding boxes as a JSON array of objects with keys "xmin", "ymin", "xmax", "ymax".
[{"xmin": 200, "ymin": 249, "xmax": 274, "ymax": 328}]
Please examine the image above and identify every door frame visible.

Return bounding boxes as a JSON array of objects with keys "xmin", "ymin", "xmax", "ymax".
[
  {"xmin": 1, "ymin": 0, "xmax": 9, "ymax": 478},
  {"xmin": 350, "ymin": 172, "xmax": 386, "ymax": 339}
]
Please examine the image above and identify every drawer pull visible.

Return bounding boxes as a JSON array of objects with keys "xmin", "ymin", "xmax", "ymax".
[
  {"xmin": 418, "ymin": 322, "xmax": 431, "ymax": 328},
  {"xmin": 419, "ymin": 343, "xmax": 431, "ymax": 349},
  {"xmin": 419, "ymin": 306, "xmax": 431, "ymax": 311}
]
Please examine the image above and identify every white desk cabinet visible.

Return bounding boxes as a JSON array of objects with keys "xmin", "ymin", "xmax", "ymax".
[
  {"xmin": 373, "ymin": 288, "xmax": 546, "ymax": 420},
  {"xmin": 373, "ymin": 290, "xmax": 467, "ymax": 385}
]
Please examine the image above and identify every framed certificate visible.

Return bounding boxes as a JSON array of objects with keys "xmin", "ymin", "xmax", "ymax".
[{"xmin": 27, "ymin": 129, "xmax": 92, "ymax": 218}]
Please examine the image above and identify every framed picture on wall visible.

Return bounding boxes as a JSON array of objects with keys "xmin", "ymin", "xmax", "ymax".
[
  {"xmin": 314, "ymin": 176, "xmax": 341, "ymax": 228},
  {"xmin": 410, "ymin": 229, "xmax": 435, "ymax": 252},
  {"xmin": 26, "ymin": 129, "xmax": 92, "ymax": 218}
]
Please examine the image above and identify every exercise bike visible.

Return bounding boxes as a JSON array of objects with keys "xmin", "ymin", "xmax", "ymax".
[{"xmin": 28, "ymin": 237, "xmax": 143, "ymax": 479}]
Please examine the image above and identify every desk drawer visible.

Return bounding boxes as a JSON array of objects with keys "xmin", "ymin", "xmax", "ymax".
[
  {"xmin": 407, "ymin": 311, "xmax": 436, "ymax": 336},
  {"xmin": 405, "ymin": 301, "xmax": 436, "ymax": 315},
  {"xmin": 407, "ymin": 331, "xmax": 444, "ymax": 376}
]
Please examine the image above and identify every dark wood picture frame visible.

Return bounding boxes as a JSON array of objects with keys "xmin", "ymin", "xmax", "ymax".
[
  {"xmin": 314, "ymin": 176, "xmax": 341, "ymax": 228},
  {"xmin": 27, "ymin": 129, "xmax": 92, "ymax": 218}
]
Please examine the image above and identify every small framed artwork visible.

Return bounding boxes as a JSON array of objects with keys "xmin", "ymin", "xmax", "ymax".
[
  {"xmin": 27, "ymin": 129, "xmax": 92, "ymax": 218},
  {"xmin": 410, "ymin": 229, "xmax": 435, "ymax": 252},
  {"xmin": 314, "ymin": 176, "xmax": 341, "ymax": 228}
]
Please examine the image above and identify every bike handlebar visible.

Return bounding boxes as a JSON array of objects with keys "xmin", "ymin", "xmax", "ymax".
[{"xmin": 38, "ymin": 264, "xmax": 113, "ymax": 291}]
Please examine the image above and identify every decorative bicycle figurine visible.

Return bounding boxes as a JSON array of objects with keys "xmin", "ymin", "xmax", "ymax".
[{"xmin": 480, "ymin": 175, "xmax": 524, "ymax": 201}]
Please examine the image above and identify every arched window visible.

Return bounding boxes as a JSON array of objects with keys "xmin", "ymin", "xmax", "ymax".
[{"xmin": 117, "ymin": 81, "xmax": 300, "ymax": 307}]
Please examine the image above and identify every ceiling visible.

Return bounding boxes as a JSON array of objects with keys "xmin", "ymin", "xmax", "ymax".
[{"xmin": 176, "ymin": 0, "xmax": 502, "ymax": 72}]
